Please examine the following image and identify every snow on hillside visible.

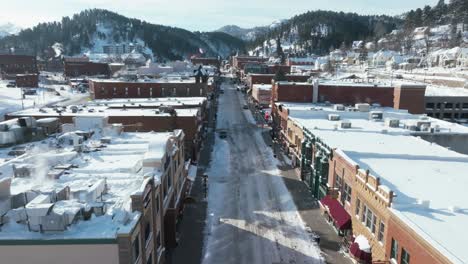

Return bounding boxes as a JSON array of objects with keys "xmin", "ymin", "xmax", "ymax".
[
  {"xmin": 80, "ymin": 22, "xmax": 154, "ymax": 62},
  {"xmin": 0, "ymin": 23, "xmax": 21, "ymax": 38}
]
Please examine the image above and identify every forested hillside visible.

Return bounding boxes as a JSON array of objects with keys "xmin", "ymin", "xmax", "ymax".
[
  {"xmin": 246, "ymin": 10, "xmax": 401, "ymax": 55},
  {"xmin": 0, "ymin": 9, "xmax": 246, "ymax": 60}
]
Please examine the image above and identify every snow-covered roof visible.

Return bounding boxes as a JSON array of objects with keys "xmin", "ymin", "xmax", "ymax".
[
  {"xmin": 0, "ymin": 130, "xmax": 178, "ymax": 240},
  {"xmin": 283, "ymin": 102, "xmax": 468, "ymax": 263},
  {"xmin": 8, "ymin": 105, "xmax": 200, "ymax": 118},
  {"xmin": 252, "ymin": 84, "xmax": 272, "ymax": 91},
  {"xmin": 88, "ymin": 97, "xmax": 206, "ymax": 108}
]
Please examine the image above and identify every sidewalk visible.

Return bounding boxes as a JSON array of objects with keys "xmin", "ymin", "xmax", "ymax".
[
  {"xmin": 261, "ymin": 129, "xmax": 353, "ymax": 264},
  {"xmin": 166, "ymin": 90, "xmax": 218, "ymax": 264},
  {"xmin": 245, "ymin": 94, "xmax": 352, "ymax": 264}
]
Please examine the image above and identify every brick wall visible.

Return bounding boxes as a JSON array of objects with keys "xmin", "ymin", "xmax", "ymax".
[
  {"xmin": 191, "ymin": 57, "xmax": 220, "ymax": 67},
  {"xmin": 247, "ymin": 74, "xmax": 310, "ymax": 89},
  {"xmin": 318, "ymin": 84, "xmax": 395, "ymax": 106},
  {"xmin": 64, "ymin": 62, "xmax": 110, "ymax": 78},
  {"xmin": 15, "ymin": 74, "xmax": 39, "ymax": 88},
  {"xmin": 386, "ymin": 215, "xmax": 451, "ymax": 264},
  {"xmin": 90, "ymin": 81, "xmax": 210, "ymax": 100},
  {"xmin": 272, "ymin": 83, "xmax": 314, "ymax": 103},
  {"xmin": 393, "ymin": 84, "xmax": 426, "ymax": 114},
  {"xmin": 0, "ymin": 54, "xmax": 38, "ymax": 75}
]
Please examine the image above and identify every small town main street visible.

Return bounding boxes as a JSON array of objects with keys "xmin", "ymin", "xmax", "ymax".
[
  {"xmin": 201, "ymin": 82, "xmax": 323, "ymax": 264},
  {"xmin": 170, "ymin": 79, "xmax": 352, "ymax": 264}
]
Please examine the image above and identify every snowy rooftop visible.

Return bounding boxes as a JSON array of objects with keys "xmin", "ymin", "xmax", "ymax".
[
  {"xmin": 89, "ymin": 75, "xmax": 214, "ymax": 84},
  {"xmin": 0, "ymin": 130, "xmax": 177, "ymax": 240},
  {"xmin": 8, "ymin": 105, "xmax": 200, "ymax": 118},
  {"xmin": 283, "ymin": 102, "xmax": 468, "ymax": 263},
  {"xmin": 425, "ymin": 85, "xmax": 468, "ymax": 97},
  {"xmin": 88, "ymin": 97, "xmax": 206, "ymax": 108},
  {"xmin": 252, "ymin": 84, "xmax": 272, "ymax": 91}
]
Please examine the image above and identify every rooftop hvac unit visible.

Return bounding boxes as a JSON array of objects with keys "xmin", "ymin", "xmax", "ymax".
[
  {"xmin": 328, "ymin": 114, "xmax": 341, "ymax": 121},
  {"xmin": 333, "ymin": 104, "xmax": 345, "ymax": 111},
  {"xmin": 341, "ymin": 120, "xmax": 352, "ymax": 129},
  {"xmin": 419, "ymin": 115, "xmax": 429, "ymax": 120},
  {"xmin": 385, "ymin": 118, "xmax": 400, "ymax": 128},
  {"xmin": 405, "ymin": 124, "xmax": 419, "ymax": 131},
  {"xmin": 355, "ymin": 103, "xmax": 370, "ymax": 112},
  {"xmin": 417, "ymin": 121, "xmax": 432, "ymax": 132},
  {"xmin": 369, "ymin": 111, "xmax": 383, "ymax": 121}
]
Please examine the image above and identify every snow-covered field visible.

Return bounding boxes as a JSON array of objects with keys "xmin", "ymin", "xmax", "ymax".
[
  {"xmin": 202, "ymin": 84, "xmax": 323, "ymax": 264},
  {"xmin": 0, "ymin": 80, "xmax": 89, "ymax": 121}
]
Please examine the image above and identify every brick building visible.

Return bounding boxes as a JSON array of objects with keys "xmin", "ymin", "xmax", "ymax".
[
  {"xmin": 0, "ymin": 54, "xmax": 38, "ymax": 78},
  {"xmin": 271, "ymin": 81, "xmax": 427, "ymax": 130},
  {"xmin": 6, "ymin": 103, "xmax": 206, "ymax": 160},
  {"xmin": 190, "ymin": 57, "xmax": 220, "ymax": 67},
  {"xmin": 277, "ymin": 103, "xmax": 468, "ymax": 263},
  {"xmin": 251, "ymin": 84, "xmax": 272, "ymax": 107},
  {"xmin": 15, "ymin": 74, "xmax": 39, "ymax": 88},
  {"xmin": 64, "ymin": 58, "xmax": 110, "ymax": 78},
  {"xmin": 246, "ymin": 73, "xmax": 311, "ymax": 90},
  {"xmin": 0, "ymin": 128, "xmax": 189, "ymax": 264},
  {"xmin": 89, "ymin": 79, "xmax": 214, "ymax": 100},
  {"xmin": 425, "ymin": 95, "xmax": 468, "ymax": 122},
  {"xmin": 231, "ymin": 55, "xmax": 268, "ymax": 70}
]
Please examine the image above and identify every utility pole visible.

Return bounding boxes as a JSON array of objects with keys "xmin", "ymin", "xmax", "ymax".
[{"xmin": 21, "ymin": 87, "xmax": 24, "ymax": 110}]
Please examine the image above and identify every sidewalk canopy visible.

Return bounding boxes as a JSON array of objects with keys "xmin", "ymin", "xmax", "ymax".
[
  {"xmin": 350, "ymin": 235, "xmax": 372, "ymax": 263},
  {"xmin": 320, "ymin": 195, "xmax": 352, "ymax": 230}
]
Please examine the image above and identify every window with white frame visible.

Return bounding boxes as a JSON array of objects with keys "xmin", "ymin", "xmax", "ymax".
[
  {"xmin": 378, "ymin": 220, "xmax": 385, "ymax": 242},
  {"xmin": 401, "ymin": 247, "xmax": 410, "ymax": 264},
  {"xmin": 390, "ymin": 238, "xmax": 399, "ymax": 260},
  {"xmin": 343, "ymin": 183, "xmax": 352, "ymax": 203},
  {"xmin": 335, "ymin": 175, "xmax": 342, "ymax": 190},
  {"xmin": 132, "ymin": 234, "xmax": 140, "ymax": 263},
  {"xmin": 364, "ymin": 206, "xmax": 377, "ymax": 234},
  {"xmin": 361, "ymin": 205, "xmax": 367, "ymax": 222},
  {"xmin": 355, "ymin": 198, "xmax": 361, "ymax": 216}
]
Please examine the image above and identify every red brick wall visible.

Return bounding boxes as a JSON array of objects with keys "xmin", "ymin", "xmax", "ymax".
[
  {"xmin": 64, "ymin": 62, "xmax": 110, "ymax": 77},
  {"xmin": 15, "ymin": 74, "xmax": 39, "ymax": 88},
  {"xmin": 393, "ymin": 85, "xmax": 426, "ymax": 114},
  {"xmin": 90, "ymin": 81, "xmax": 210, "ymax": 99},
  {"xmin": 191, "ymin": 58, "xmax": 220, "ymax": 67},
  {"xmin": 0, "ymin": 55, "xmax": 37, "ymax": 75},
  {"xmin": 318, "ymin": 84, "xmax": 394, "ymax": 106},
  {"xmin": 386, "ymin": 215, "xmax": 451, "ymax": 264},
  {"xmin": 273, "ymin": 83, "xmax": 313, "ymax": 103}
]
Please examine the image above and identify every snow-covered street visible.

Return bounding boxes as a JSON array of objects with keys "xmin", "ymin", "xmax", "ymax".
[{"xmin": 202, "ymin": 83, "xmax": 323, "ymax": 264}]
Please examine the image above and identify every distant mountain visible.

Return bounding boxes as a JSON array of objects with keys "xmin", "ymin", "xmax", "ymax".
[
  {"xmin": 0, "ymin": 23, "xmax": 21, "ymax": 38},
  {"xmin": 217, "ymin": 25, "xmax": 270, "ymax": 41},
  {"xmin": 0, "ymin": 9, "xmax": 246, "ymax": 60}
]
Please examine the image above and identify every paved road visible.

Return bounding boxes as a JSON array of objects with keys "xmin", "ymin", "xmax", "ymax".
[{"xmin": 201, "ymin": 83, "xmax": 323, "ymax": 264}]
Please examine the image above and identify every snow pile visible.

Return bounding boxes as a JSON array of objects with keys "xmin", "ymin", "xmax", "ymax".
[{"xmin": 354, "ymin": 235, "xmax": 371, "ymax": 253}]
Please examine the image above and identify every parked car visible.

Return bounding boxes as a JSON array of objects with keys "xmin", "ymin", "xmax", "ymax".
[
  {"xmin": 6, "ymin": 82, "xmax": 16, "ymax": 88},
  {"xmin": 60, "ymin": 87, "xmax": 66, "ymax": 91},
  {"xmin": 23, "ymin": 89, "xmax": 37, "ymax": 95},
  {"xmin": 218, "ymin": 129, "xmax": 228, "ymax": 139},
  {"xmin": 243, "ymin": 104, "xmax": 249, "ymax": 110},
  {"xmin": 395, "ymin": 74, "xmax": 404, "ymax": 79}
]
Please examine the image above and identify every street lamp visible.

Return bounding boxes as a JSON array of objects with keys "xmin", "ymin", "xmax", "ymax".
[{"xmin": 423, "ymin": 68, "xmax": 428, "ymax": 83}]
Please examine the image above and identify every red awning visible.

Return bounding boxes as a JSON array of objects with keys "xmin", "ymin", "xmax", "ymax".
[
  {"xmin": 350, "ymin": 242, "xmax": 372, "ymax": 263},
  {"xmin": 320, "ymin": 195, "xmax": 352, "ymax": 230}
]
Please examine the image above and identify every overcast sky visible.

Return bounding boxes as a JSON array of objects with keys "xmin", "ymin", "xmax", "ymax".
[{"xmin": 0, "ymin": 0, "xmax": 439, "ymax": 31}]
